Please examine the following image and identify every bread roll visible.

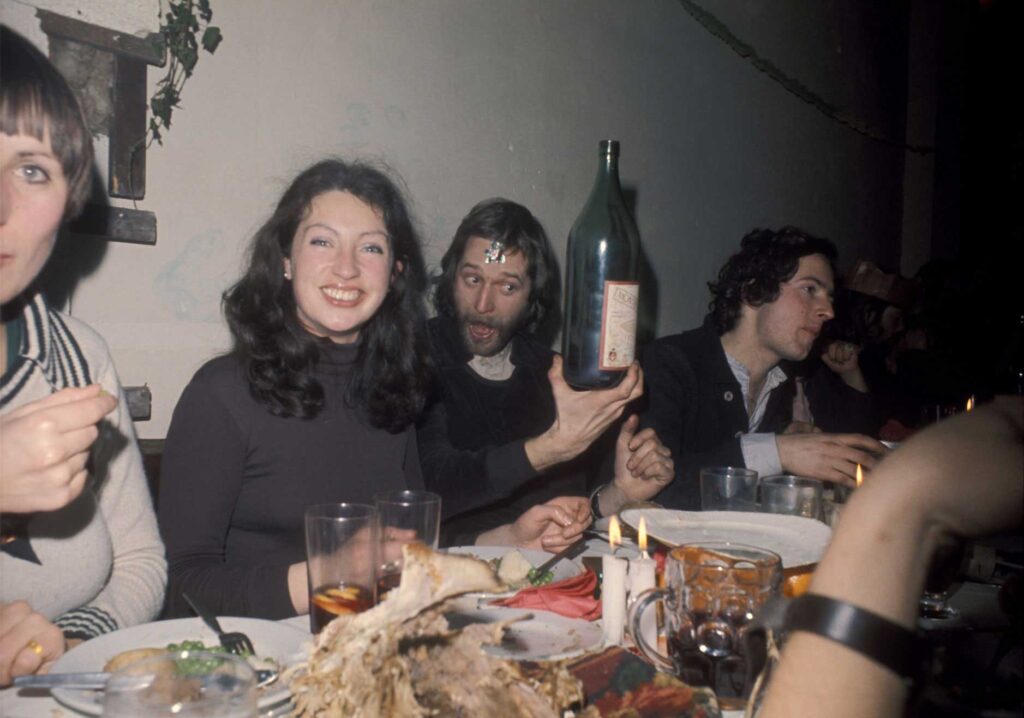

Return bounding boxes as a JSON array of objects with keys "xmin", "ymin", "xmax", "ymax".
[{"xmin": 103, "ymin": 647, "xmax": 168, "ymax": 672}]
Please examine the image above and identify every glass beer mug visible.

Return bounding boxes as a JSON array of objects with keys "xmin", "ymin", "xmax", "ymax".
[{"xmin": 628, "ymin": 542, "xmax": 782, "ymax": 710}]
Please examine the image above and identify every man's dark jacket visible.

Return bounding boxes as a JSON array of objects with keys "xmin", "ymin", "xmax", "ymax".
[
  {"xmin": 639, "ymin": 317, "xmax": 875, "ymax": 510},
  {"xmin": 418, "ymin": 316, "xmax": 591, "ymax": 545}
]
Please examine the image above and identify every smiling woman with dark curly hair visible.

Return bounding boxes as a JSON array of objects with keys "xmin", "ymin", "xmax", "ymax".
[{"xmin": 158, "ymin": 158, "xmax": 435, "ymax": 620}]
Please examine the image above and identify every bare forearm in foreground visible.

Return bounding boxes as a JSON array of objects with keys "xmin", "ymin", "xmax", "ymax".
[{"xmin": 760, "ymin": 398, "xmax": 1023, "ymax": 718}]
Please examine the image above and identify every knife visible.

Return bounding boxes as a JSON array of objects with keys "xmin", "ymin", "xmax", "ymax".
[
  {"xmin": 533, "ymin": 536, "xmax": 589, "ymax": 576},
  {"xmin": 14, "ymin": 672, "xmax": 110, "ymax": 689},
  {"xmin": 14, "ymin": 664, "xmax": 278, "ymax": 690}
]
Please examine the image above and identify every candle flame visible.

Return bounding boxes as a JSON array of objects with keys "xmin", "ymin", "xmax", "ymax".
[
  {"xmin": 609, "ymin": 515, "xmax": 621, "ymax": 549},
  {"xmin": 638, "ymin": 516, "xmax": 648, "ymax": 553},
  {"xmin": 856, "ymin": 463, "xmax": 863, "ymax": 488},
  {"xmin": 966, "ymin": 396, "xmax": 974, "ymax": 412}
]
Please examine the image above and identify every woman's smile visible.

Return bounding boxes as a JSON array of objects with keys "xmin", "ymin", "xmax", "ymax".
[{"xmin": 321, "ymin": 286, "xmax": 363, "ymax": 305}]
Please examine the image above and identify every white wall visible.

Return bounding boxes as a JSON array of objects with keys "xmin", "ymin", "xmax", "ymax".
[
  {"xmin": 3, "ymin": 0, "xmax": 157, "ymax": 36},
  {"xmin": 2, "ymin": 0, "xmax": 913, "ymax": 438}
]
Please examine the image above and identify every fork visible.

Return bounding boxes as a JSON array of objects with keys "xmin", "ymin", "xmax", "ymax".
[{"xmin": 182, "ymin": 592, "xmax": 255, "ymax": 656}]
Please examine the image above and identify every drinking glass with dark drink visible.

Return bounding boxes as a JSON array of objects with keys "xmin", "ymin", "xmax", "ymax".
[
  {"xmin": 629, "ymin": 542, "xmax": 782, "ymax": 710},
  {"xmin": 304, "ymin": 503, "xmax": 379, "ymax": 634},
  {"xmin": 309, "ymin": 583, "xmax": 375, "ymax": 631},
  {"xmin": 919, "ymin": 538, "xmax": 968, "ymax": 620},
  {"xmin": 373, "ymin": 490, "xmax": 441, "ymax": 601}
]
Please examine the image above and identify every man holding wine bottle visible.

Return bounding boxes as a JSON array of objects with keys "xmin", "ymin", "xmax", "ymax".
[
  {"xmin": 640, "ymin": 227, "xmax": 888, "ymax": 510},
  {"xmin": 419, "ymin": 199, "xmax": 674, "ymax": 545}
]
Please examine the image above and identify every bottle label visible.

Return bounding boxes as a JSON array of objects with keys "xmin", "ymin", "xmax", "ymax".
[{"xmin": 598, "ymin": 281, "xmax": 639, "ymax": 370}]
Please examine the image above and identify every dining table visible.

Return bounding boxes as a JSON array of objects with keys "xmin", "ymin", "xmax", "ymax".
[{"xmin": 0, "ymin": 535, "xmax": 1010, "ymax": 718}]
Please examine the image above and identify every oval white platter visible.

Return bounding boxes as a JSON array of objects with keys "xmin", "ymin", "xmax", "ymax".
[{"xmin": 620, "ymin": 508, "xmax": 832, "ymax": 568}]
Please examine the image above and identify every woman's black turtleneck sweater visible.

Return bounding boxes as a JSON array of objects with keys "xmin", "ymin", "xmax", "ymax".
[{"xmin": 158, "ymin": 342, "xmax": 421, "ymax": 620}]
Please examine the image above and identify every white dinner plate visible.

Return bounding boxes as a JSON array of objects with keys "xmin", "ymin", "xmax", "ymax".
[
  {"xmin": 444, "ymin": 606, "xmax": 603, "ymax": 661},
  {"xmin": 49, "ymin": 616, "xmax": 308, "ymax": 715},
  {"xmin": 445, "ymin": 546, "xmax": 585, "ymax": 597},
  {"xmin": 620, "ymin": 508, "xmax": 832, "ymax": 568}
]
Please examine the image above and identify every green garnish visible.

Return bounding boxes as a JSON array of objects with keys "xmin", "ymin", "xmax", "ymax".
[
  {"xmin": 165, "ymin": 640, "xmax": 250, "ymax": 675},
  {"xmin": 526, "ymin": 567, "xmax": 555, "ymax": 586}
]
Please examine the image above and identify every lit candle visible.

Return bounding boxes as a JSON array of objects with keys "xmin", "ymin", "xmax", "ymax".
[
  {"xmin": 637, "ymin": 517, "xmax": 650, "ymax": 560},
  {"xmin": 602, "ymin": 516, "xmax": 628, "ymax": 645},
  {"xmin": 832, "ymin": 464, "xmax": 864, "ymax": 529},
  {"xmin": 628, "ymin": 517, "xmax": 657, "ymax": 648},
  {"xmin": 966, "ymin": 396, "xmax": 974, "ymax": 412}
]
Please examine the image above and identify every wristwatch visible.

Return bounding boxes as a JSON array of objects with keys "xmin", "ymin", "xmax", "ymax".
[{"xmin": 589, "ymin": 483, "xmax": 606, "ymax": 520}]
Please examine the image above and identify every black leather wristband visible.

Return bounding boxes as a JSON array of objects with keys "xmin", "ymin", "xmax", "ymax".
[{"xmin": 784, "ymin": 593, "xmax": 924, "ymax": 680}]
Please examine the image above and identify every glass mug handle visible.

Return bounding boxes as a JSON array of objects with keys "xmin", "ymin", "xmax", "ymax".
[{"xmin": 627, "ymin": 587, "xmax": 672, "ymax": 672}]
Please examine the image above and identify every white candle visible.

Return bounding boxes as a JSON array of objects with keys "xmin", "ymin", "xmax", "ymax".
[
  {"xmin": 628, "ymin": 556, "xmax": 657, "ymax": 648},
  {"xmin": 602, "ymin": 553, "xmax": 628, "ymax": 645},
  {"xmin": 602, "ymin": 516, "xmax": 627, "ymax": 645},
  {"xmin": 628, "ymin": 516, "xmax": 657, "ymax": 648}
]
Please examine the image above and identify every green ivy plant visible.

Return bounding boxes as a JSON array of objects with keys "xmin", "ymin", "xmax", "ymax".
[{"xmin": 148, "ymin": 0, "xmax": 222, "ymax": 145}]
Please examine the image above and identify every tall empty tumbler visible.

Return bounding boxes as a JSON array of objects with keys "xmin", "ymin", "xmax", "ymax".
[
  {"xmin": 760, "ymin": 475, "xmax": 823, "ymax": 520},
  {"xmin": 373, "ymin": 490, "xmax": 441, "ymax": 599},
  {"xmin": 700, "ymin": 467, "xmax": 759, "ymax": 511}
]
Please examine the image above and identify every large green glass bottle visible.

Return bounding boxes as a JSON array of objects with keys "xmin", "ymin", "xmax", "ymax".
[{"xmin": 562, "ymin": 140, "xmax": 641, "ymax": 389}]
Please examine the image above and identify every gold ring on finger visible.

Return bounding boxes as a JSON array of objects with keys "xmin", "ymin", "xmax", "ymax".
[{"xmin": 25, "ymin": 639, "xmax": 45, "ymax": 657}]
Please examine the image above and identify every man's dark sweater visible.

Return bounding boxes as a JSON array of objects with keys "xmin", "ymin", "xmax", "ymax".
[
  {"xmin": 159, "ymin": 342, "xmax": 421, "ymax": 619},
  {"xmin": 418, "ymin": 316, "xmax": 591, "ymax": 545},
  {"xmin": 640, "ymin": 317, "xmax": 875, "ymax": 510}
]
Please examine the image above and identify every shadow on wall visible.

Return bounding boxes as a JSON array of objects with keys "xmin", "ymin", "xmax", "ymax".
[
  {"xmin": 622, "ymin": 185, "xmax": 659, "ymax": 349},
  {"xmin": 533, "ymin": 258, "xmax": 564, "ymax": 351},
  {"xmin": 37, "ymin": 165, "xmax": 109, "ymax": 310}
]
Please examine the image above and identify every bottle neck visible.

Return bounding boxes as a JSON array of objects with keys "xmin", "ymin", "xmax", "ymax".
[{"xmin": 591, "ymin": 150, "xmax": 623, "ymax": 199}]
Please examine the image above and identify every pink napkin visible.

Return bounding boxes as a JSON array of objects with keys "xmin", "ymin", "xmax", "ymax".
[{"xmin": 491, "ymin": 568, "xmax": 601, "ymax": 621}]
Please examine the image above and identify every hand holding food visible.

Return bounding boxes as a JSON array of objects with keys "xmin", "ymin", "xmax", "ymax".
[
  {"xmin": 513, "ymin": 496, "xmax": 591, "ymax": 551},
  {"xmin": 0, "ymin": 385, "xmax": 117, "ymax": 513},
  {"xmin": 473, "ymin": 495, "xmax": 591, "ymax": 551}
]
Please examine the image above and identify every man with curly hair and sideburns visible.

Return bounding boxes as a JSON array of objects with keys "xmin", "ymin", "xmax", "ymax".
[
  {"xmin": 640, "ymin": 227, "xmax": 887, "ymax": 510},
  {"xmin": 420, "ymin": 199, "xmax": 674, "ymax": 546}
]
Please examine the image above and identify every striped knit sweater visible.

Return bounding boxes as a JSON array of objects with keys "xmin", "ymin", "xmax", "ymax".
[{"xmin": 0, "ymin": 294, "xmax": 166, "ymax": 639}]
